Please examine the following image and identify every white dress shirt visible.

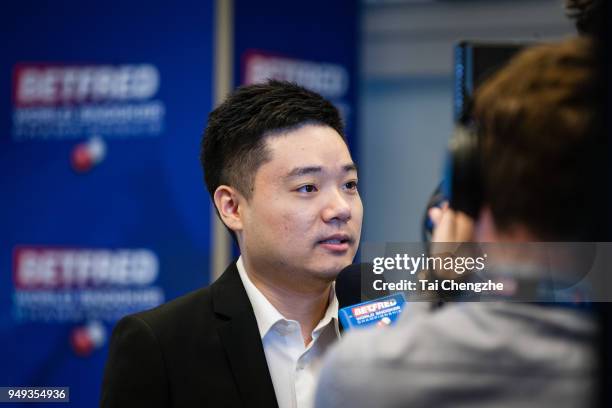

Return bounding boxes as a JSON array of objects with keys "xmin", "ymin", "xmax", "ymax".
[{"xmin": 237, "ymin": 256, "xmax": 340, "ymax": 408}]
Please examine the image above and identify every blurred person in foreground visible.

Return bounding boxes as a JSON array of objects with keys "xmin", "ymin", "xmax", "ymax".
[
  {"xmin": 315, "ymin": 36, "xmax": 602, "ymax": 408},
  {"xmin": 101, "ymin": 80, "xmax": 363, "ymax": 408}
]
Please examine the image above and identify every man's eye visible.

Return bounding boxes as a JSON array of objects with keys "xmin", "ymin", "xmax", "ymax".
[
  {"xmin": 344, "ymin": 180, "xmax": 358, "ymax": 191},
  {"xmin": 297, "ymin": 184, "xmax": 318, "ymax": 193}
]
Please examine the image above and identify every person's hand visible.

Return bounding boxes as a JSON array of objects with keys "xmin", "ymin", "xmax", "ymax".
[
  {"xmin": 428, "ymin": 203, "xmax": 475, "ymax": 243},
  {"xmin": 427, "ymin": 203, "xmax": 477, "ymax": 282}
]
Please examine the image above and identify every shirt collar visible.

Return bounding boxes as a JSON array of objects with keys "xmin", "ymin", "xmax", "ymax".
[
  {"xmin": 313, "ymin": 282, "xmax": 339, "ymax": 340},
  {"xmin": 236, "ymin": 256, "xmax": 339, "ymax": 339}
]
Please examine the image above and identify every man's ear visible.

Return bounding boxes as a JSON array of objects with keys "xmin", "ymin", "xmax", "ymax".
[{"xmin": 213, "ymin": 185, "xmax": 245, "ymax": 232}]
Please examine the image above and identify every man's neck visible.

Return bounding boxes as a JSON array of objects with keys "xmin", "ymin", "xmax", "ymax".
[{"xmin": 241, "ymin": 256, "xmax": 333, "ymax": 346}]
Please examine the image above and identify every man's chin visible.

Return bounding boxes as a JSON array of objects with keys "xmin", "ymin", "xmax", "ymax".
[{"xmin": 309, "ymin": 259, "xmax": 353, "ymax": 281}]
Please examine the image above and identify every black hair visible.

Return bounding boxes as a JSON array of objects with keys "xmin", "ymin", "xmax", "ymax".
[{"xmin": 201, "ymin": 80, "xmax": 345, "ymax": 201}]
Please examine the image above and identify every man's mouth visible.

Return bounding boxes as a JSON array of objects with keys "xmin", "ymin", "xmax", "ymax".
[{"xmin": 318, "ymin": 234, "xmax": 352, "ymax": 252}]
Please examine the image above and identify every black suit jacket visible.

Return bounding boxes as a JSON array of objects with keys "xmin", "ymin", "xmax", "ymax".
[{"xmin": 100, "ymin": 262, "xmax": 279, "ymax": 408}]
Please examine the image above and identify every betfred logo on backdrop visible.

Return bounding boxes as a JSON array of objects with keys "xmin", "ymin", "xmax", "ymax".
[
  {"xmin": 12, "ymin": 246, "xmax": 165, "ymax": 322},
  {"xmin": 13, "ymin": 64, "xmax": 159, "ymax": 107},
  {"xmin": 11, "ymin": 63, "xmax": 165, "ymax": 141},
  {"xmin": 13, "ymin": 247, "xmax": 158, "ymax": 289},
  {"xmin": 242, "ymin": 51, "xmax": 351, "ymax": 130},
  {"xmin": 243, "ymin": 51, "xmax": 348, "ymax": 99}
]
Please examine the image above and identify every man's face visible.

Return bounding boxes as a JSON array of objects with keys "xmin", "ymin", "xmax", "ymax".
[{"xmin": 239, "ymin": 124, "xmax": 363, "ymax": 284}]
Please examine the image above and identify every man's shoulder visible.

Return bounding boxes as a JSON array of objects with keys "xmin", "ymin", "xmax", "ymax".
[
  {"xmin": 118, "ymin": 262, "xmax": 244, "ymax": 338},
  {"xmin": 321, "ymin": 302, "xmax": 597, "ymax": 377},
  {"xmin": 134, "ymin": 285, "xmax": 213, "ymax": 326},
  {"xmin": 109, "ymin": 285, "xmax": 215, "ymax": 350},
  {"xmin": 101, "ymin": 263, "xmax": 256, "ymax": 407}
]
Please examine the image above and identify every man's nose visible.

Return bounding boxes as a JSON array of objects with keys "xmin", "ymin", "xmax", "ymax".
[{"xmin": 321, "ymin": 189, "xmax": 351, "ymax": 223}]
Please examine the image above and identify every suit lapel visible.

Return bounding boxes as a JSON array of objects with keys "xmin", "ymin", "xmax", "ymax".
[{"xmin": 212, "ymin": 263, "xmax": 279, "ymax": 408}]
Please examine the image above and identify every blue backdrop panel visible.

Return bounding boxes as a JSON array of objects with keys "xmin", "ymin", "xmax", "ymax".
[{"xmin": 0, "ymin": 1, "xmax": 214, "ymax": 406}]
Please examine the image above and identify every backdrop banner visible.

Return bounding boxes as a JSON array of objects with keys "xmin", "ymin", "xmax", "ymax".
[{"xmin": 1, "ymin": 1, "xmax": 214, "ymax": 405}]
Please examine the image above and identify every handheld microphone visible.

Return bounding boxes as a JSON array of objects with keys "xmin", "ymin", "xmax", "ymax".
[
  {"xmin": 335, "ymin": 263, "xmax": 406, "ymax": 331},
  {"xmin": 335, "ymin": 263, "xmax": 367, "ymax": 310},
  {"xmin": 335, "ymin": 263, "xmax": 389, "ymax": 309}
]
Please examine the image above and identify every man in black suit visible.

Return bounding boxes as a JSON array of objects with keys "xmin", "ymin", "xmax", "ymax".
[{"xmin": 100, "ymin": 80, "xmax": 363, "ymax": 407}]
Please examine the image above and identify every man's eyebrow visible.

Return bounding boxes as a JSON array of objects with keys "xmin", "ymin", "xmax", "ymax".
[
  {"xmin": 284, "ymin": 163, "xmax": 358, "ymax": 179},
  {"xmin": 343, "ymin": 163, "xmax": 358, "ymax": 173},
  {"xmin": 284, "ymin": 166, "xmax": 322, "ymax": 179}
]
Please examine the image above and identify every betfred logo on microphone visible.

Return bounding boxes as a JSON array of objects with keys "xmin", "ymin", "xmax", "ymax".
[
  {"xmin": 339, "ymin": 293, "xmax": 406, "ymax": 330},
  {"xmin": 352, "ymin": 298, "xmax": 398, "ymax": 317}
]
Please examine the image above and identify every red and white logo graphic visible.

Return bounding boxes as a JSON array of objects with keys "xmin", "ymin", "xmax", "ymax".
[
  {"xmin": 71, "ymin": 136, "xmax": 107, "ymax": 173},
  {"xmin": 70, "ymin": 320, "xmax": 107, "ymax": 357}
]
